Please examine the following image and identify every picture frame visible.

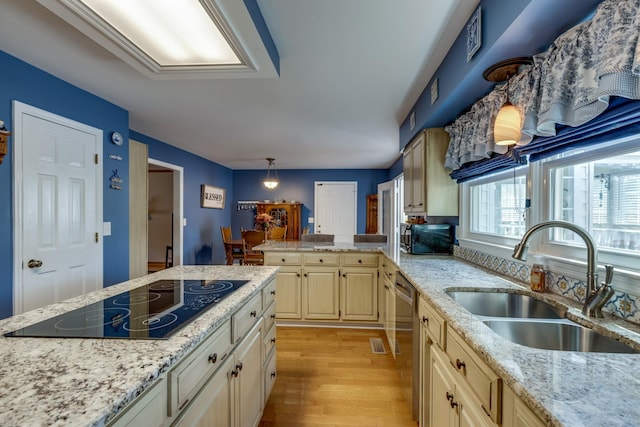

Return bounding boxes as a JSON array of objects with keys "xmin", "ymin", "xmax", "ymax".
[
  {"xmin": 466, "ymin": 6, "xmax": 481, "ymax": 62},
  {"xmin": 201, "ymin": 184, "xmax": 225, "ymax": 209}
]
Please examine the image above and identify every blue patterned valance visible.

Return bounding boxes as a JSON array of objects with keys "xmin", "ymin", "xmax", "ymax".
[{"xmin": 445, "ymin": 0, "xmax": 640, "ymax": 183}]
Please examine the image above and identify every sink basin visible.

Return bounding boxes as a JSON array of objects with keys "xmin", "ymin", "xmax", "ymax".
[
  {"xmin": 483, "ymin": 320, "xmax": 639, "ymax": 353},
  {"xmin": 446, "ymin": 291, "xmax": 566, "ymax": 319}
]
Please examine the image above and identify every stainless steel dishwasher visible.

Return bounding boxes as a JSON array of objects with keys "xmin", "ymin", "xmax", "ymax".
[{"xmin": 395, "ymin": 272, "xmax": 419, "ymax": 422}]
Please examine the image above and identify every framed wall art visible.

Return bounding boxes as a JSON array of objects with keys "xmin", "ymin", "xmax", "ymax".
[
  {"xmin": 466, "ymin": 6, "xmax": 482, "ymax": 62},
  {"xmin": 201, "ymin": 184, "xmax": 226, "ymax": 209}
]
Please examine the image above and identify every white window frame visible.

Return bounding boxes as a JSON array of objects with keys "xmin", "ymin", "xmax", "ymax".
[{"xmin": 458, "ymin": 135, "xmax": 640, "ymax": 295}]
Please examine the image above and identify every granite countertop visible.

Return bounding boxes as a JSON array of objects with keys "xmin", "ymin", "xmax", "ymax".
[
  {"xmin": 259, "ymin": 241, "xmax": 640, "ymax": 427},
  {"xmin": 255, "ymin": 240, "xmax": 390, "ymax": 252},
  {"xmin": 0, "ymin": 265, "xmax": 278, "ymax": 427}
]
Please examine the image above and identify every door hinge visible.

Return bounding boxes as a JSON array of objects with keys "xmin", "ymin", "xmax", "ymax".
[
  {"xmin": 95, "ymin": 232, "xmax": 99, "ymax": 243},
  {"xmin": 94, "ymin": 154, "xmax": 99, "ymax": 164}
]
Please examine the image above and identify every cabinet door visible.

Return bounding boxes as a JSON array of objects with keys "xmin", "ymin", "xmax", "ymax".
[
  {"xmin": 340, "ymin": 268, "xmax": 378, "ymax": 321},
  {"xmin": 275, "ymin": 267, "xmax": 302, "ymax": 319},
  {"xmin": 403, "ymin": 149, "xmax": 413, "ymax": 212},
  {"xmin": 107, "ymin": 376, "xmax": 168, "ymax": 427},
  {"xmin": 303, "ymin": 267, "xmax": 340, "ymax": 319},
  {"xmin": 424, "ymin": 128, "xmax": 458, "ymax": 216},
  {"xmin": 458, "ymin": 380, "xmax": 497, "ymax": 427},
  {"xmin": 503, "ymin": 386, "xmax": 545, "ymax": 427},
  {"xmin": 430, "ymin": 346, "xmax": 457, "ymax": 427},
  {"xmin": 410, "ymin": 136, "xmax": 426, "ymax": 212},
  {"xmin": 235, "ymin": 320, "xmax": 264, "ymax": 427},
  {"xmin": 172, "ymin": 357, "xmax": 234, "ymax": 427}
]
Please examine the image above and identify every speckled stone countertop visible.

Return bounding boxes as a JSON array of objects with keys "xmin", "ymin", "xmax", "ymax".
[
  {"xmin": 259, "ymin": 242, "xmax": 640, "ymax": 427},
  {"xmin": 0, "ymin": 265, "xmax": 278, "ymax": 427}
]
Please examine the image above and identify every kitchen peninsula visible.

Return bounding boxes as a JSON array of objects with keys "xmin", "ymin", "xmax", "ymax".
[
  {"xmin": 258, "ymin": 240, "xmax": 640, "ymax": 427},
  {"xmin": 0, "ymin": 265, "xmax": 278, "ymax": 426}
]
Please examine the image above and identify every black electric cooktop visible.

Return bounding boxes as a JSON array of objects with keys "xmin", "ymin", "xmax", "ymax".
[{"xmin": 5, "ymin": 279, "xmax": 249, "ymax": 340}]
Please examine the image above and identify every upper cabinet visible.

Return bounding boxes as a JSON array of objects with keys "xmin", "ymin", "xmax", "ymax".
[{"xmin": 403, "ymin": 128, "xmax": 458, "ymax": 216}]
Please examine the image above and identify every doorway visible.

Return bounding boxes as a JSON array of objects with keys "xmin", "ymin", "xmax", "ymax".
[
  {"xmin": 378, "ymin": 176, "xmax": 402, "ymax": 258},
  {"xmin": 314, "ymin": 181, "xmax": 357, "ymax": 242},
  {"xmin": 12, "ymin": 101, "xmax": 103, "ymax": 315}
]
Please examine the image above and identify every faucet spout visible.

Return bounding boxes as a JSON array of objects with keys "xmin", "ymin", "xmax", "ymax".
[{"xmin": 512, "ymin": 221, "xmax": 602, "ymax": 317}]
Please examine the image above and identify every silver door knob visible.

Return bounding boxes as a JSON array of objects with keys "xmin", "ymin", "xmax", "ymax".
[{"xmin": 27, "ymin": 259, "xmax": 43, "ymax": 269}]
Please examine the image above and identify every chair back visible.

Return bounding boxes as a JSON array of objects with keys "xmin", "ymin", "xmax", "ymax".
[
  {"xmin": 241, "ymin": 230, "xmax": 266, "ymax": 265},
  {"xmin": 300, "ymin": 233, "xmax": 335, "ymax": 243},
  {"xmin": 353, "ymin": 234, "xmax": 387, "ymax": 243},
  {"xmin": 269, "ymin": 225, "xmax": 287, "ymax": 241},
  {"xmin": 220, "ymin": 226, "xmax": 233, "ymax": 243}
]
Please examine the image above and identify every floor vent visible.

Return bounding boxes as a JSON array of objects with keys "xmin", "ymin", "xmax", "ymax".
[{"xmin": 369, "ymin": 337, "xmax": 387, "ymax": 354}]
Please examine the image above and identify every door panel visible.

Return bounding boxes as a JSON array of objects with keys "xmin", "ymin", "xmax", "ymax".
[
  {"xmin": 314, "ymin": 181, "xmax": 357, "ymax": 242},
  {"xmin": 19, "ymin": 108, "xmax": 102, "ymax": 314}
]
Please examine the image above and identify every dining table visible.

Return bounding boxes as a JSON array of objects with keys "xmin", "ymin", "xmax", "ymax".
[{"xmin": 224, "ymin": 239, "xmax": 244, "ymax": 265}]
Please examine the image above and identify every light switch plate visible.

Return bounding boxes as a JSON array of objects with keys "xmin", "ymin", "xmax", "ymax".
[
  {"xmin": 103, "ymin": 222, "xmax": 111, "ymax": 236},
  {"xmin": 308, "ymin": 217, "xmax": 314, "ymax": 224}
]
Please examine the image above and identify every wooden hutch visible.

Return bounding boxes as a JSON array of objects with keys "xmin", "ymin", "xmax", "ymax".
[{"xmin": 257, "ymin": 202, "xmax": 302, "ymax": 241}]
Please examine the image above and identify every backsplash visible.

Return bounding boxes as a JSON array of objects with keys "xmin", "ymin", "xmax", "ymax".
[{"xmin": 453, "ymin": 246, "xmax": 640, "ymax": 326}]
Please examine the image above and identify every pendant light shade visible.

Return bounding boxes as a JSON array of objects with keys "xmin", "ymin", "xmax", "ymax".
[
  {"xmin": 263, "ymin": 158, "xmax": 279, "ymax": 189},
  {"xmin": 494, "ymin": 101, "xmax": 521, "ymax": 145}
]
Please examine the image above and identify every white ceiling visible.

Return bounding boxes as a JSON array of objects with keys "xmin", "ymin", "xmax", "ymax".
[{"xmin": 0, "ymin": 0, "xmax": 479, "ymax": 170}]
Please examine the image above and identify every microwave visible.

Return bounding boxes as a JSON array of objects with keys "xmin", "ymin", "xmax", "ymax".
[{"xmin": 400, "ymin": 223, "xmax": 453, "ymax": 254}]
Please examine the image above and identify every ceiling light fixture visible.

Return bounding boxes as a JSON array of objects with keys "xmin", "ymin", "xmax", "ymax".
[
  {"xmin": 483, "ymin": 58, "xmax": 533, "ymax": 146},
  {"xmin": 263, "ymin": 158, "xmax": 279, "ymax": 190}
]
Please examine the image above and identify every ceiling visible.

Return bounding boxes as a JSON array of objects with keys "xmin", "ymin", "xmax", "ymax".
[{"xmin": 0, "ymin": 0, "xmax": 480, "ymax": 170}]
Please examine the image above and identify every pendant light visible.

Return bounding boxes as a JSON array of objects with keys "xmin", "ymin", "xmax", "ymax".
[
  {"xmin": 263, "ymin": 157, "xmax": 279, "ymax": 189},
  {"xmin": 483, "ymin": 58, "xmax": 532, "ymax": 146}
]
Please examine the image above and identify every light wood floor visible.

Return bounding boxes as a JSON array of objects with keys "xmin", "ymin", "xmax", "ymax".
[{"xmin": 259, "ymin": 326, "xmax": 417, "ymax": 427}]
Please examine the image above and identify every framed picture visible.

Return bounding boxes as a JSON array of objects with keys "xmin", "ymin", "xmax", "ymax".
[
  {"xmin": 201, "ymin": 184, "xmax": 225, "ymax": 209},
  {"xmin": 466, "ymin": 6, "xmax": 481, "ymax": 62}
]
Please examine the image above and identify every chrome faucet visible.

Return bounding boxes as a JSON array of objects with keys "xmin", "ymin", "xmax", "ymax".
[{"xmin": 512, "ymin": 220, "xmax": 614, "ymax": 317}]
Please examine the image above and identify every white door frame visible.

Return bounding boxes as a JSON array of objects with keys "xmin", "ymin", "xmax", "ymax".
[
  {"xmin": 378, "ymin": 175, "xmax": 402, "ymax": 258},
  {"xmin": 12, "ymin": 101, "xmax": 103, "ymax": 314},
  {"xmin": 148, "ymin": 157, "xmax": 184, "ymax": 266}
]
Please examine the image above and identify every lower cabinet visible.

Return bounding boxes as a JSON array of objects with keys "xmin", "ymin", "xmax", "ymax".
[
  {"xmin": 502, "ymin": 385, "xmax": 546, "ymax": 427},
  {"xmin": 303, "ymin": 266, "xmax": 340, "ymax": 319},
  {"xmin": 340, "ymin": 267, "xmax": 378, "ymax": 321}
]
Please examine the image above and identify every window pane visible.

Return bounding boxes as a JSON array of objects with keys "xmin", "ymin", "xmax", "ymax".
[
  {"xmin": 549, "ymin": 150, "xmax": 640, "ymax": 251},
  {"xmin": 470, "ymin": 174, "xmax": 526, "ymax": 237}
]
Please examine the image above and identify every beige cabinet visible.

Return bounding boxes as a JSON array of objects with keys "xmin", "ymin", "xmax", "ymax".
[
  {"xmin": 403, "ymin": 128, "xmax": 458, "ymax": 216},
  {"xmin": 341, "ymin": 267, "xmax": 378, "ymax": 321},
  {"xmin": 303, "ymin": 265, "xmax": 340, "ymax": 319},
  {"xmin": 502, "ymin": 386, "xmax": 545, "ymax": 427},
  {"xmin": 419, "ymin": 296, "xmax": 446, "ymax": 427},
  {"xmin": 265, "ymin": 253, "xmax": 302, "ymax": 319},
  {"xmin": 107, "ymin": 375, "xmax": 169, "ymax": 427}
]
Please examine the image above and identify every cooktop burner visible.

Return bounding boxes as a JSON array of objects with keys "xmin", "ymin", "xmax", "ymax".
[{"xmin": 5, "ymin": 279, "xmax": 249, "ymax": 340}]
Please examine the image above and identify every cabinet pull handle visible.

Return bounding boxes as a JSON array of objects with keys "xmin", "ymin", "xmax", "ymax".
[
  {"xmin": 271, "ymin": 290, "xmax": 276, "ymax": 295},
  {"xmin": 231, "ymin": 369, "xmax": 239, "ymax": 378},
  {"xmin": 208, "ymin": 353, "xmax": 218, "ymax": 364},
  {"xmin": 271, "ymin": 371, "xmax": 276, "ymax": 378},
  {"xmin": 250, "ymin": 310, "xmax": 257, "ymax": 317},
  {"xmin": 422, "ymin": 316, "xmax": 429, "ymax": 324},
  {"xmin": 271, "ymin": 338, "xmax": 276, "ymax": 344},
  {"xmin": 270, "ymin": 314, "xmax": 276, "ymax": 319},
  {"xmin": 384, "ymin": 285, "xmax": 389, "ymax": 290},
  {"xmin": 455, "ymin": 359, "xmax": 466, "ymax": 370},
  {"xmin": 446, "ymin": 392, "xmax": 454, "ymax": 402},
  {"xmin": 445, "ymin": 392, "xmax": 458, "ymax": 409},
  {"xmin": 178, "ymin": 398, "xmax": 190, "ymax": 411},
  {"xmin": 236, "ymin": 362, "xmax": 243, "ymax": 371}
]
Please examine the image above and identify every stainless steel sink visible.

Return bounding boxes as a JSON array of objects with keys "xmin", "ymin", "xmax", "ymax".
[
  {"xmin": 446, "ymin": 291, "xmax": 566, "ymax": 319},
  {"xmin": 483, "ymin": 319, "xmax": 639, "ymax": 353}
]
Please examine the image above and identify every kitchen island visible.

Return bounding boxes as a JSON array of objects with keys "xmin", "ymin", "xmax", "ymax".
[
  {"xmin": 258, "ymin": 240, "xmax": 640, "ymax": 427},
  {"xmin": 0, "ymin": 265, "xmax": 278, "ymax": 426}
]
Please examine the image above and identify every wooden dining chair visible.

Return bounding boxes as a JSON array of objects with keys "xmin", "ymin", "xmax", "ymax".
[
  {"xmin": 241, "ymin": 229, "xmax": 266, "ymax": 265},
  {"xmin": 269, "ymin": 225, "xmax": 287, "ymax": 241},
  {"xmin": 221, "ymin": 226, "xmax": 244, "ymax": 264}
]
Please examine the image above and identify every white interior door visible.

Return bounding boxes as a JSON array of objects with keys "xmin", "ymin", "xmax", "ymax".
[
  {"xmin": 13, "ymin": 101, "xmax": 103, "ymax": 314},
  {"xmin": 314, "ymin": 181, "xmax": 357, "ymax": 242}
]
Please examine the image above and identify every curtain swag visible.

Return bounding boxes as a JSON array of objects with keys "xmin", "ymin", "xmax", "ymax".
[{"xmin": 445, "ymin": 0, "xmax": 640, "ymax": 183}]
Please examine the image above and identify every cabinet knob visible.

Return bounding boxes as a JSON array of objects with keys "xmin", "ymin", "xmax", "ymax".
[
  {"xmin": 250, "ymin": 310, "xmax": 257, "ymax": 317},
  {"xmin": 319, "ymin": 259, "xmax": 324, "ymax": 263},
  {"xmin": 271, "ymin": 371, "xmax": 276, "ymax": 379},
  {"xmin": 358, "ymin": 259, "xmax": 363, "ymax": 263},
  {"xmin": 231, "ymin": 369, "xmax": 239, "ymax": 378},
  {"xmin": 270, "ymin": 314, "xmax": 276, "ymax": 319},
  {"xmin": 297, "ymin": 273, "xmax": 301, "ymax": 277},
  {"xmin": 304, "ymin": 273, "xmax": 308, "ymax": 277},
  {"xmin": 208, "ymin": 353, "xmax": 218, "ymax": 364},
  {"xmin": 236, "ymin": 362, "xmax": 243, "ymax": 371},
  {"xmin": 422, "ymin": 316, "xmax": 429, "ymax": 324},
  {"xmin": 271, "ymin": 337, "xmax": 276, "ymax": 344},
  {"xmin": 281, "ymin": 258, "xmax": 286, "ymax": 263},
  {"xmin": 455, "ymin": 359, "xmax": 466, "ymax": 370},
  {"xmin": 271, "ymin": 290, "xmax": 276, "ymax": 295}
]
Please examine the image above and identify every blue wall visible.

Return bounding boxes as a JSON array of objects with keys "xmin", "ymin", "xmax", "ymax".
[
  {"xmin": 0, "ymin": 50, "xmax": 130, "ymax": 319},
  {"xmin": 232, "ymin": 169, "xmax": 388, "ymax": 235},
  {"xmin": 130, "ymin": 131, "xmax": 234, "ymax": 266}
]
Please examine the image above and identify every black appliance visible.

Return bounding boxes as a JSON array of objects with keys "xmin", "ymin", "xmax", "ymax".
[
  {"xmin": 395, "ymin": 272, "xmax": 419, "ymax": 421},
  {"xmin": 400, "ymin": 223, "xmax": 453, "ymax": 254},
  {"xmin": 5, "ymin": 279, "xmax": 248, "ymax": 340}
]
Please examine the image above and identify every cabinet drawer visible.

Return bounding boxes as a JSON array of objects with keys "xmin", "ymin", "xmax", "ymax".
[
  {"xmin": 446, "ymin": 328, "xmax": 501, "ymax": 423},
  {"xmin": 263, "ymin": 322, "xmax": 276, "ymax": 362},
  {"xmin": 233, "ymin": 292, "xmax": 262, "ymax": 342},
  {"xmin": 168, "ymin": 320, "xmax": 231, "ymax": 417},
  {"xmin": 304, "ymin": 253, "xmax": 340, "ymax": 266},
  {"xmin": 264, "ymin": 300, "xmax": 277, "ymax": 332},
  {"xmin": 265, "ymin": 253, "xmax": 302, "ymax": 266},
  {"xmin": 419, "ymin": 297, "xmax": 446, "ymax": 349},
  {"xmin": 341, "ymin": 253, "xmax": 379, "ymax": 267},
  {"xmin": 262, "ymin": 278, "xmax": 276, "ymax": 309},
  {"xmin": 108, "ymin": 376, "xmax": 168, "ymax": 427}
]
